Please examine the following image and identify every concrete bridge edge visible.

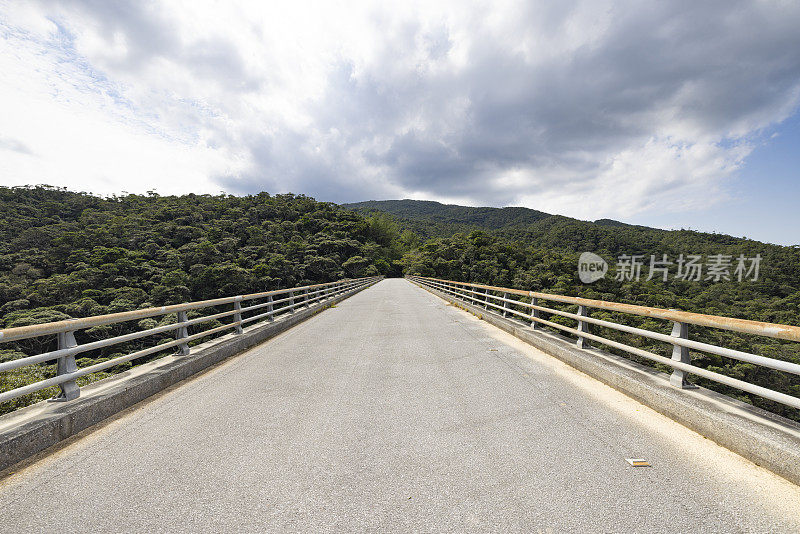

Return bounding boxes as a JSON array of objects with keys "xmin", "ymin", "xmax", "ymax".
[
  {"xmin": 0, "ymin": 281, "xmax": 377, "ymax": 474},
  {"xmin": 410, "ymin": 279, "xmax": 800, "ymax": 487}
]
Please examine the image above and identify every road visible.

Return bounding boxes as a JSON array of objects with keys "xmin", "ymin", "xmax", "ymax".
[{"xmin": 1, "ymin": 278, "xmax": 799, "ymax": 532}]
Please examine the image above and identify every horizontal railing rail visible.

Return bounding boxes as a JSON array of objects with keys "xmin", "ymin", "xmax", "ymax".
[
  {"xmin": 407, "ymin": 275, "xmax": 800, "ymax": 411},
  {"xmin": 0, "ymin": 276, "xmax": 382, "ymax": 405}
]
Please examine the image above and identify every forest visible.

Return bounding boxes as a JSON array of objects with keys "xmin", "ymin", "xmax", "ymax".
[{"xmin": 1, "ymin": 188, "xmax": 799, "ymax": 420}]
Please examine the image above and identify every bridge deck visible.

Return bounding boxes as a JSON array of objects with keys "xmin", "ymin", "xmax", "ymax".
[{"xmin": 1, "ymin": 279, "xmax": 798, "ymax": 532}]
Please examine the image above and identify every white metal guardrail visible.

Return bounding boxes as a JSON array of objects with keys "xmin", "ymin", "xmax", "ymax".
[
  {"xmin": 0, "ymin": 276, "xmax": 381, "ymax": 405},
  {"xmin": 408, "ymin": 275, "xmax": 800, "ymax": 410}
]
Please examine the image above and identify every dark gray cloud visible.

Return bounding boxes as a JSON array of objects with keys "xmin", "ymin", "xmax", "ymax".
[
  {"xmin": 22, "ymin": 1, "xmax": 800, "ymax": 214},
  {"xmin": 290, "ymin": 0, "xmax": 800, "ymax": 208}
]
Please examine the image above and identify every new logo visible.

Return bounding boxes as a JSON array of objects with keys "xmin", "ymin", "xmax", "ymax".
[{"xmin": 578, "ymin": 252, "xmax": 608, "ymax": 283}]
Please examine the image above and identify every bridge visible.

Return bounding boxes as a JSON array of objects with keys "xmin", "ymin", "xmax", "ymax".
[{"xmin": 1, "ymin": 278, "xmax": 799, "ymax": 532}]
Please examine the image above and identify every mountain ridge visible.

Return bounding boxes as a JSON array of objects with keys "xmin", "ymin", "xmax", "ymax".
[{"xmin": 342, "ymin": 199, "xmax": 749, "ymax": 248}]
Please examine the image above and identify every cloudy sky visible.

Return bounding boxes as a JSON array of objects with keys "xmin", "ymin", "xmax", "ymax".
[{"xmin": 1, "ymin": 1, "xmax": 799, "ymax": 244}]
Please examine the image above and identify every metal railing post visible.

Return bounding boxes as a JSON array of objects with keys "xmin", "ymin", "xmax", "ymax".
[
  {"xmin": 502, "ymin": 292, "xmax": 509, "ymax": 317},
  {"xmin": 289, "ymin": 290, "xmax": 295, "ymax": 311},
  {"xmin": 670, "ymin": 322, "xmax": 696, "ymax": 388},
  {"xmin": 483, "ymin": 289, "xmax": 489, "ymax": 309},
  {"xmin": 266, "ymin": 295, "xmax": 274, "ymax": 321},
  {"xmin": 176, "ymin": 310, "xmax": 190, "ymax": 355},
  {"xmin": 577, "ymin": 305, "xmax": 591, "ymax": 349},
  {"xmin": 233, "ymin": 297, "xmax": 243, "ymax": 335},
  {"xmin": 49, "ymin": 330, "xmax": 79, "ymax": 402},
  {"xmin": 530, "ymin": 297, "xmax": 541, "ymax": 330}
]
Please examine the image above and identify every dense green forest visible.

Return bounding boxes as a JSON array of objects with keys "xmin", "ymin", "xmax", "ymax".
[
  {"xmin": 1, "ymin": 189, "xmax": 799, "ymax": 421},
  {"xmin": 0, "ymin": 187, "xmax": 405, "ymax": 313},
  {"xmin": 345, "ymin": 199, "xmax": 799, "ymax": 253},
  {"xmin": 344, "ymin": 199, "xmax": 556, "ymax": 238}
]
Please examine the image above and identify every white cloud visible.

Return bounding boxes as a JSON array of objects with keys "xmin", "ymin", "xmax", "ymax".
[
  {"xmin": 518, "ymin": 137, "xmax": 752, "ymax": 220},
  {"xmin": 0, "ymin": 0, "xmax": 798, "ymax": 219},
  {"xmin": 0, "ymin": 4, "xmax": 237, "ymax": 195}
]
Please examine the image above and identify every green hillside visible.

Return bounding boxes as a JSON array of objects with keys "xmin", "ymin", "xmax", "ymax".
[
  {"xmin": 344, "ymin": 199, "xmax": 769, "ymax": 253},
  {"xmin": 344, "ymin": 199, "xmax": 554, "ymax": 235},
  {"xmin": 345, "ymin": 199, "xmax": 559, "ymax": 240}
]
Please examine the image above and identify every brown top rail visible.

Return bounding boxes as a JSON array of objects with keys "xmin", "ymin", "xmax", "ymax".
[
  {"xmin": 414, "ymin": 276, "xmax": 800, "ymax": 342},
  {"xmin": 0, "ymin": 279, "xmax": 359, "ymax": 343}
]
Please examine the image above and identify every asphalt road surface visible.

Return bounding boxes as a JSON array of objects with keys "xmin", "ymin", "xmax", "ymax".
[{"xmin": 2, "ymin": 279, "xmax": 799, "ymax": 533}]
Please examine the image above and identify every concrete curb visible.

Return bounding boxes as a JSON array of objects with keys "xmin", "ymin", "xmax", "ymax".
[
  {"xmin": 413, "ymin": 281, "xmax": 800, "ymax": 487},
  {"xmin": 0, "ymin": 282, "xmax": 375, "ymax": 472}
]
